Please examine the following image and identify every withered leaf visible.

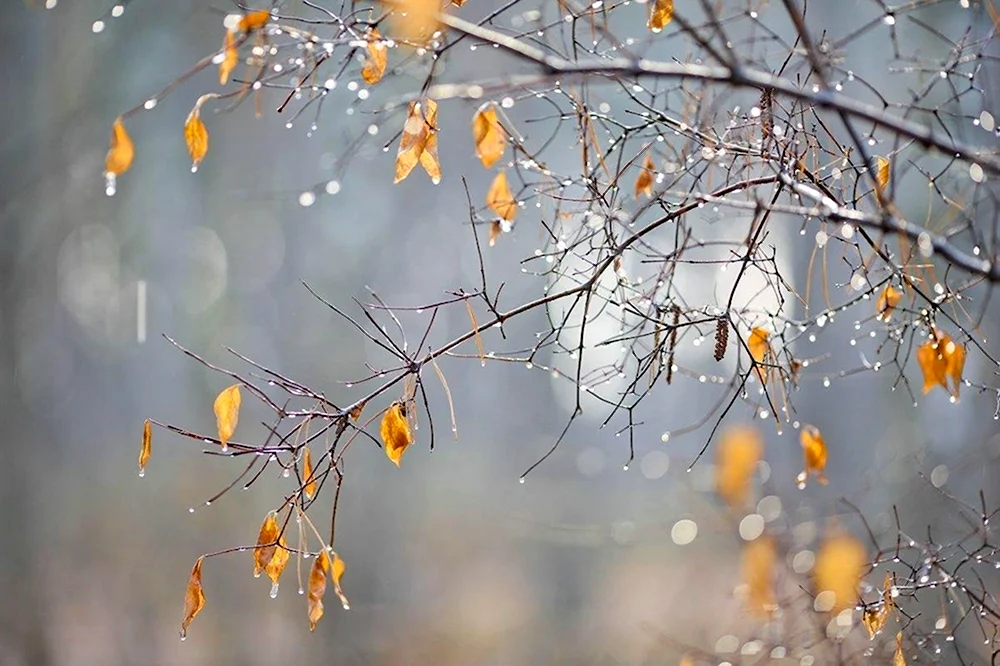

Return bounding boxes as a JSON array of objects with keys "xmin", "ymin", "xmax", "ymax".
[
  {"xmin": 486, "ymin": 171, "xmax": 517, "ymax": 221},
  {"xmin": 472, "ymin": 105, "xmax": 506, "ymax": 169},
  {"xmin": 219, "ymin": 29, "xmax": 238, "ymax": 85},
  {"xmin": 265, "ymin": 535, "xmax": 291, "ymax": 595},
  {"xmin": 331, "ymin": 553, "xmax": 348, "ymax": 609},
  {"xmin": 876, "ymin": 285, "xmax": 902, "ymax": 321},
  {"xmin": 813, "ymin": 532, "xmax": 865, "ymax": 613},
  {"xmin": 797, "ymin": 424, "xmax": 828, "ymax": 488},
  {"xmin": 916, "ymin": 330, "xmax": 964, "ymax": 398},
  {"xmin": 361, "ymin": 29, "xmax": 388, "ymax": 85},
  {"xmin": 715, "ymin": 425, "xmax": 763, "ymax": 508},
  {"xmin": 489, "ymin": 220, "xmax": 503, "ymax": 247},
  {"xmin": 307, "ymin": 550, "xmax": 330, "ymax": 630},
  {"xmin": 647, "ymin": 0, "xmax": 673, "ymax": 32},
  {"xmin": 875, "ymin": 156, "xmax": 890, "ymax": 192},
  {"xmin": 394, "ymin": 99, "xmax": 440, "ymax": 184},
  {"xmin": 380, "ymin": 402, "xmax": 413, "ymax": 467},
  {"xmin": 139, "ymin": 418, "xmax": 152, "ymax": 477},
  {"xmin": 253, "ymin": 511, "xmax": 279, "ymax": 578},
  {"xmin": 238, "ymin": 9, "xmax": 271, "ymax": 32},
  {"xmin": 862, "ymin": 572, "xmax": 894, "ymax": 639},
  {"xmin": 634, "ymin": 153, "xmax": 655, "ymax": 198},
  {"xmin": 303, "ymin": 446, "xmax": 317, "ymax": 500},
  {"xmin": 894, "ymin": 631, "xmax": 906, "ymax": 666},
  {"xmin": 742, "ymin": 536, "xmax": 776, "ymax": 617},
  {"xmin": 213, "ymin": 384, "xmax": 241, "ymax": 452},
  {"xmin": 106, "ymin": 116, "xmax": 134, "ymax": 176},
  {"xmin": 747, "ymin": 327, "xmax": 772, "ymax": 384},
  {"xmin": 184, "ymin": 108, "xmax": 209, "ymax": 171},
  {"xmin": 180, "ymin": 556, "xmax": 206, "ymax": 639},
  {"xmin": 348, "ymin": 401, "xmax": 365, "ymax": 421}
]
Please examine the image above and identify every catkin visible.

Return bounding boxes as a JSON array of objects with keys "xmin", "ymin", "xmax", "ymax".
[
  {"xmin": 665, "ymin": 305, "xmax": 680, "ymax": 384},
  {"xmin": 714, "ymin": 316, "xmax": 729, "ymax": 362}
]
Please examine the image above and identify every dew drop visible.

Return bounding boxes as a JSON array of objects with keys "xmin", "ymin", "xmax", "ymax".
[{"xmin": 270, "ymin": 582, "xmax": 279, "ymax": 598}]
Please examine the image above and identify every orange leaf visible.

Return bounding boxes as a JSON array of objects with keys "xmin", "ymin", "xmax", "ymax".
[
  {"xmin": 213, "ymin": 384, "xmax": 241, "ymax": 452},
  {"xmin": 472, "ymin": 105, "xmax": 506, "ymax": 169},
  {"xmin": 747, "ymin": 327, "xmax": 772, "ymax": 384},
  {"xmin": 394, "ymin": 99, "xmax": 440, "ymax": 184},
  {"xmin": 875, "ymin": 156, "xmax": 890, "ymax": 192},
  {"xmin": 303, "ymin": 446, "xmax": 317, "ymax": 499},
  {"xmin": 361, "ymin": 29, "xmax": 388, "ymax": 85},
  {"xmin": 647, "ymin": 0, "xmax": 673, "ymax": 32},
  {"xmin": 813, "ymin": 532, "xmax": 865, "ymax": 613},
  {"xmin": 139, "ymin": 419, "xmax": 152, "ymax": 477},
  {"xmin": 797, "ymin": 424, "xmax": 828, "ymax": 488},
  {"xmin": 634, "ymin": 153, "xmax": 655, "ymax": 198},
  {"xmin": 715, "ymin": 425, "xmax": 763, "ymax": 507},
  {"xmin": 893, "ymin": 631, "xmax": 906, "ymax": 666},
  {"xmin": 916, "ymin": 335, "xmax": 949, "ymax": 395},
  {"xmin": 253, "ymin": 511, "xmax": 280, "ymax": 578},
  {"xmin": 862, "ymin": 572, "xmax": 894, "ymax": 639},
  {"xmin": 307, "ymin": 550, "xmax": 330, "ymax": 630},
  {"xmin": 486, "ymin": 171, "xmax": 517, "ymax": 221},
  {"xmin": 238, "ymin": 9, "xmax": 271, "ymax": 32},
  {"xmin": 105, "ymin": 116, "xmax": 134, "ymax": 176},
  {"xmin": 741, "ymin": 536, "xmax": 776, "ymax": 617},
  {"xmin": 219, "ymin": 29, "xmax": 238, "ymax": 85},
  {"xmin": 876, "ymin": 285, "xmax": 901, "ymax": 321},
  {"xmin": 389, "ymin": 0, "xmax": 442, "ymax": 45},
  {"xmin": 180, "ymin": 556, "xmax": 206, "ymax": 639},
  {"xmin": 942, "ymin": 336, "xmax": 966, "ymax": 399},
  {"xmin": 380, "ymin": 402, "xmax": 413, "ymax": 467},
  {"xmin": 184, "ymin": 108, "xmax": 209, "ymax": 172},
  {"xmin": 331, "ymin": 553, "xmax": 349, "ymax": 609},
  {"xmin": 265, "ymin": 535, "xmax": 291, "ymax": 596}
]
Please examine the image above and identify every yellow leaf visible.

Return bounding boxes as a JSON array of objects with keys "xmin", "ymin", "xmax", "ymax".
[
  {"xmin": 238, "ymin": 9, "xmax": 270, "ymax": 32},
  {"xmin": 472, "ymin": 105, "xmax": 506, "ymax": 169},
  {"xmin": 876, "ymin": 285, "xmax": 902, "ymax": 321},
  {"xmin": 361, "ymin": 29, "xmax": 388, "ymax": 85},
  {"xmin": 715, "ymin": 425, "xmax": 763, "ymax": 508},
  {"xmin": 219, "ymin": 29, "xmax": 238, "ymax": 85},
  {"xmin": 813, "ymin": 532, "xmax": 865, "ymax": 613},
  {"xmin": 893, "ymin": 631, "xmax": 906, "ymax": 666},
  {"xmin": 916, "ymin": 333, "xmax": 951, "ymax": 396},
  {"xmin": 875, "ymin": 156, "xmax": 890, "ymax": 192},
  {"xmin": 486, "ymin": 171, "xmax": 517, "ymax": 221},
  {"xmin": 105, "ymin": 116, "xmax": 134, "ymax": 176},
  {"xmin": 797, "ymin": 424, "xmax": 828, "ymax": 488},
  {"xmin": 380, "ymin": 402, "xmax": 413, "ymax": 467},
  {"xmin": 307, "ymin": 550, "xmax": 330, "ymax": 630},
  {"xmin": 394, "ymin": 99, "xmax": 440, "ymax": 184},
  {"xmin": 303, "ymin": 446, "xmax": 317, "ymax": 499},
  {"xmin": 389, "ymin": 0, "xmax": 442, "ymax": 45},
  {"xmin": 489, "ymin": 220, "xmax": 503, "ymax": 247},
  {"xmin": 138, "ymin": 419, "xmax": 152, "ymax": 477},
  {"xmin": 862, "ymin": 572, "xmax": 894, "ymax": 639},
  {"xmin": 253, "ymin": 511, "xmax": 280, "ymax": 578},
  {"xmin": 747, "ymin": 327, "xmax": 772, "ymax": 384},
  {"xmin": 184, "ymin": 108, "xmax": 209, "ymax": 171},
  {"xmin": 741, "ymin": 536, "xmax": 776, "ymax": 617},
  {"xmin": 180, "ymin": 556, "xmax": 206, "ymax": 639},
  {"xmin": 647, "ymin": 0, "xmax": 673, "ymax": 32},
  {"xmin": 213, "ymin": 384, "xmax": 241, "ymax": 452},
  {"xmin": 634, "ymin": 153, "xmax": 655, "ymax": 198},
  {"xmin": 265, "ymin": 535, "xmax": 291, "ymax": 595},
  {"xmin": 330, "ymin": 553, "xmax": 349, "ymax": 609}
]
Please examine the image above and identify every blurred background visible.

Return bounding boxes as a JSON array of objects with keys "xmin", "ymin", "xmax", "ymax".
[{"xmin": 2, "ymin": 1, "xmax": 999, "ymax": 664}]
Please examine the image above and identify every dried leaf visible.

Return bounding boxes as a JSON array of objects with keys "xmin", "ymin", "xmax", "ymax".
[
  {"xmin": 451, "ymin": 0, "xmax": 467, "ymax": 5},
  {"xmin": 307, "ymin": 550, "xmax": 330, "ymax": 630},
  {"xmin": 634, "ymin": 153, "xmax": 655, "ymax": 198},
  {"xmin": 797, "ymin": 424, "xmax": 828, "ymax": 488},
  {"xmin": 349, "ymin": 401, "xmax": 366, "ymax": 421},
  {"xmin": 862, "ymin": 572, "xmax": 894, "ymax": 639},
  {"xmin": 180, "ymin": 556, "xmax": 206, "ymax": 639},
  {"xmin": 893, "ymin": 631, "xmax": 906, "ymax": 666},
  {"xmin": 253, "ymin": 512, "xmax": 279, "ymax": 577},
  {"xmin": 489, "ymin": 220, "xmax": 503, "ymax": 247},
  {"xmin": 138, "ymin": 418, "xmax": 152, "ymax": 477},
  {"xmin": 876, "ymin": 285, "xmax": 902, "ymax": 321},
  {"xmin": 265, "ymin": 535, "xmax": 291, "ymax": 596},
  {"xmin": 742, "ymin": 536, "xmax": 776, "ymax": 616},
  {"xmin": 213, "ymin": 384, "xmax": 241, "ymax": 452},
  {"xmin": 647, "ymin": 0, "xmax": 673, "ymax": 32},
  {"xmin": 184, "ymin": 108, "xmax": 209, "ymax": 171},
  {"xmin": 238, "ymin": 9, "xmax": 271, "ymax": 32},
  {"xmin": 916, "ymin": 330, "xmax": 964, "ymax": 397},
  {"xmin": 219, "ymin": 29, "xmax": 238, "ymax": 85},
  {"xmin": 331, "ymin": 553, "xmax": 349, "ymax": 609},
  {"xmin": 715, "ymin": 425, "xmax": 763, "ymax": 508},
  {"xmin": 394, "ymin": 99, "xmax": 440, "ymax": 184},
  {"xmin": 943, "ymin": 336, "xmax": 966, "ymax": 399},
  {"xmin": 303, "ymin": 446, "xmax": 317, "ymax": 500},
  {"xmin": 813, "ymin": 532, "xmax": 865, "ymax": 613},
  {"xmin": 875, "ymin": 156, "xmax": 890, "ymax": 192},
  {"xmin": 105, "ymin": 116, "xmax": 134, "ymax": 176},
  {"xmin": 472, "ymin": 105, "xmax": 506, "ymax": 169},
  {"xmin": 486, "ymin": 171, "xmax": 517, "ymax": 221},
  {"xmin": 747, "ymin": 327, "xmax": 772, "ymax": 384},
  {"xmin": 380, "ymin": 402, "xmax": 413, "ymax": 467},
  {"xmin": 361, "ymin": 29, "xmax": 388, "ymax": 85}
]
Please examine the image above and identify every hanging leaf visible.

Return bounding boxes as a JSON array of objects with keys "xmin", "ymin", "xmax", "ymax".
[
  {"xmin": 361, "ymin": 29, "xmax": 388, "ymax": 85},
  {"xmin": 472, "ymin": 105, "xmax": 506, "ymax": 169},
  {"xmin": 302, "ymin": 447, "xmax": 317, "ymax": 500},
  {"xmin": 380, "ymin": 402, "xmax": 413, "ymax": 467},
  {"xmin": 813, "ymin": 532, "xmax": 865, "ymax": 613},
  {"xmin": 180, "ymin": 556, "xmax": 206, "ymax": 639},
  {"xmin": 916, "ymin": 330, "xmax": 964, "ymax": 397},
  {"xmin": 489, "ymin": 220, "xmax": 503, "ymax": 247},
  {"xmin": 253, "ymin": 511, "xmax": 280, "ymax": 578},
  {"xmin": 741, "ymin": 536, "xmax": 776, "ymax": 617},
  {"xmin": 331, "ymin": 553, "xmax": 348, "ymax": 609},
  {"xmin": 106, "ymin": 116, "xmax": 134, "ymax": 176},
  {"xmin": 213, "ymin": 384, "xmax": 241, "ymax": 452},
  {"xmin": 876, "ymin": 285, "xmax": 902, "ymax": 321},
  {"xmin": 875, "ymin": 156, "xmax": 891, "ymax": 192},
  {"xmin": 862, "ymin": 572, "xmax": 894, "ymax": 639},
  {"xmin": 394, "ymin": 99, "xmax": 441, "ymax": 184},
  {"xmin": 265, "ymin": 535, "xmax": 291, "ymax": 596},
  {"xmin": 747, "ymin": 327, "xmax": 772, "ymax": 384},
  {"xmin": 894, "ymin": 631, "xmax": 906, "ymax": 666},
  {"xmin": 219, "ymin": 29, "xmax": 238, "ymax": 85},
  {"xmin": 184, "ymin": 108, "xmax": 209, "ymax": 171},
  {"xmin": 486, "ymin": 171, "xmax": 517, "ymax": 221},
  {"xmin": 647, "ymin": 0, "xmax": 674, "ymax": 32},
  {"xmin": 796, "ymin": 424, "xmax": 828, "ymax": 488},
  {"xmin": 715, "ymin": 425, "xmax": 763, "ymax": 508},
  {"xmin": 943, "ymin": 335, "xmax": 966, "ymax": 399},
  {"xmin": 139, "ymin": 419, "xmax": 152, "ymax": 477},
  {"xmin": 307, "ymin": 550, "xmax": 330, "ymax": 630},
  {"xmin": 238, "ymin": 9, "xmax": 271, "ymax": 32},
  {"xmin": 634, "ymin": 153, "xmax": 655, "ymax": 198}
]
